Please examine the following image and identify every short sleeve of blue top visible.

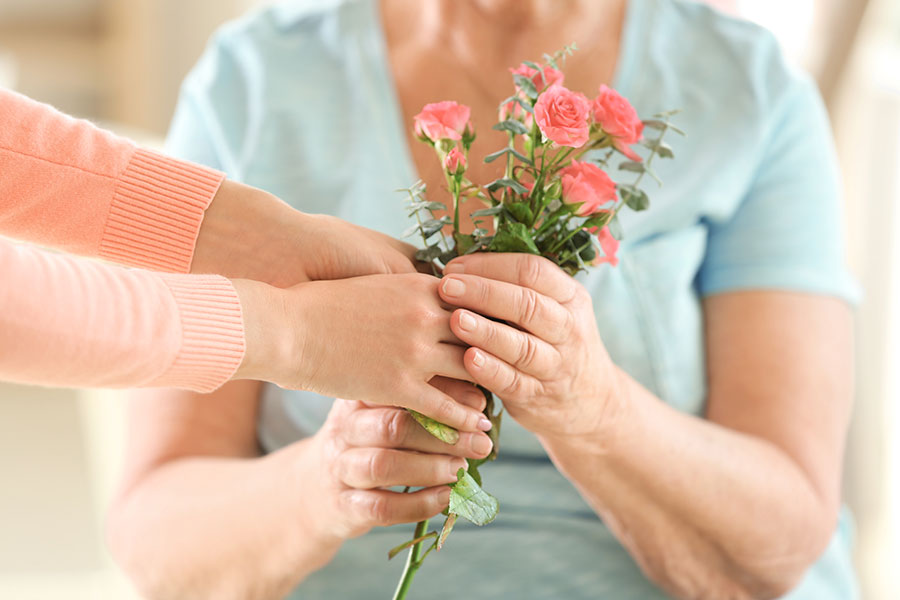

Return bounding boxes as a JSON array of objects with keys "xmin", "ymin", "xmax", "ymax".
[{"xmin": 165, "ymin": 0, "xmax": 860, "ymax": 598}]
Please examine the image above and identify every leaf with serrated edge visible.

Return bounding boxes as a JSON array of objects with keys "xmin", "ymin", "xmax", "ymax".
[{"xmin": 449, "ymin": 468, "xmax": 499, "ymax": 526}]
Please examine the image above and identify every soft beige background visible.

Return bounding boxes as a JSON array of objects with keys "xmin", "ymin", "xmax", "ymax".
[{"xmin": 0, "ymin": 0, "xmax": 897, "ymax": 598}]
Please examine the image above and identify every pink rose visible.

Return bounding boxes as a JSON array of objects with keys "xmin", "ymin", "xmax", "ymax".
[
  {"xmin": 593, "ymin": 226, "xmax": 619, "ymax": 267},
  {"xmin": 534, "ymin": 86, "xmax": 591, "ymax": 147},
  {"xmin": 510, "ymin": 62, "xmax": 564, "ymax": 93},
  {"xmin": 444, "ymin": 147, "xmax": 466, "ymax": 175},
  {"xmin": 559, "ymin": 160, "xmax": 617, "ymax": 215},
  {"xmin": 591, "ymin": 85, "xmax": 644, "ymax": 161},
  {"xmin": 414, "ymin": 101, "xmax": 471, "ymax": 142}
]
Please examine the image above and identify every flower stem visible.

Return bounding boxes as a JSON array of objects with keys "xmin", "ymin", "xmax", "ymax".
[{"xmin": 392, "ymin": 518, "xmax": 430, "ymax": 600}]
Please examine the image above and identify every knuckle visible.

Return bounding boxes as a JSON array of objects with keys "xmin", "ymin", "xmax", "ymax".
[
  {"xmin": 367, "ymin": 494, "xmax": 393, "ymax": 525},
  {"xmin": 516, "ymin": 335, "xmax": 540, "ymax": 370},
  {"xmin": 516, "ymin": 256, "xmax": 544, "ymax": 289},
  {"xmin": 367, "ymin": 449, "xmax": 393, "ymax": 484},
  {"xmin": 383, "ymin": 410, "xmax": 409, "ymax": 445},
  {"xmin": 517, "ymin": 288, "xmax": 541, "ymax": 324},
  {"xmin": 504, "ymin": 367, "xmax": 525, "ymax": 396}
]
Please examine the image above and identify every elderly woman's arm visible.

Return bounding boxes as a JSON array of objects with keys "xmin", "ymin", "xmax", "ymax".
[
  {"xmin": 108, "ymin": 379, "xmax": 492, "ymax": 600},
  {"xmin": 439, "ymin": 253, "xmax": 851, "ymax": 600}
]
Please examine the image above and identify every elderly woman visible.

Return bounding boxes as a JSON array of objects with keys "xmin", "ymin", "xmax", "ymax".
[{"xmin": 107, "ymin": 0, "xmax": 859, "ymax": 598}]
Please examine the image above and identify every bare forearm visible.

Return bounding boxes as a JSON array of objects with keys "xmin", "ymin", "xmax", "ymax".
[
  {"xmin": 108, "ymin": 443, "xmax": 339, "ymax": 600},
  {"xmin": 540, "ymin": 368, "xmax": 836, "ymax": 599}
]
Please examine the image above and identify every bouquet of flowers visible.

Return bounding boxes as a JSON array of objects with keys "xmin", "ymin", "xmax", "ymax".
[{"xmin": 389, "ymin": 45, "xmax": 682, "ymax": 600}]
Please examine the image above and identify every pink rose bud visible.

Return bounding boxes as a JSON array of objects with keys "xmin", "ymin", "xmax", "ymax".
[
  {"xmin": 444, "ymin": 147, "xmax": 466, "ymax": 175},
  {"xmin": 413, "ymin": 101, "xmax": 472, "ymax": 142},
  {"xmin": 591, "ymin": 85, "xmax": 644, "ymax": 161},
  {"xmin": 534, "ymin": 85, "xmax": 591, "ymax": 148},
  {"xmin": 510, "ymin": 62, "xmax": 564, "ymax": 93},
  {"xmin": 559, "ymin": 160, "xmax": 617, "ymax": 216}
]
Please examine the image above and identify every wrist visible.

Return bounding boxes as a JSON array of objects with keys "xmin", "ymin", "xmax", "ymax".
[
  {"xmin": 193, "ymin": 180, "xmax": 312, "ymax": 286},
  {"xmin": 231, "ymin": 278, "xmax": 296, "ymax": 385},
  {"xmin": 539, "ymin": 366, "xmax": 633, "ymax": 460}
]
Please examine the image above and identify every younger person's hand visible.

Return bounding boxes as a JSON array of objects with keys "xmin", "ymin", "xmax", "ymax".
[{"xmin": 233, "ymin": 273, "xmax": 494, "ymax": 435}]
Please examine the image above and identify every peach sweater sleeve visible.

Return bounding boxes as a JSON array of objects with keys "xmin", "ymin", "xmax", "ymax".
[{"xmin": 0, "ymin": 89, "xmax": 245, "ymax": 392}]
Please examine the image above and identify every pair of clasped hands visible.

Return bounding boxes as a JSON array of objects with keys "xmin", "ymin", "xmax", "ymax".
[{"xmin": 219, "ymin": 184, "xmax": 613, "ymax": 530}]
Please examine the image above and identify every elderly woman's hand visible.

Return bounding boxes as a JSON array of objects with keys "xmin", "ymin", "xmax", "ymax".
[
  {"xmin": 304, "ymin": 389, "xmax": 493, "ymax": 543},
  {"xmin": 438, "ymin": 253, "xmax": 621, "ymax": 439}
]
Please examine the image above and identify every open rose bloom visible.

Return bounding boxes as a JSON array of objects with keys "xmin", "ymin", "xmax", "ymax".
[{"xmin": 391, "ymin": 46, "xmax": 681, "ymax": 600}]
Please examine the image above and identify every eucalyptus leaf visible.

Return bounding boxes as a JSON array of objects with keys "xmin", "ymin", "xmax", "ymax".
[
  {"xmin": 408, "ymin": 410, "xmax": 459, "ymax": 444},
  {"xmin": 454, "ymin": 233, "xmax": 476, "ymax": 256},
  {"xmin": 449, "ymin": 468, "xmax": 499, "ymax": 526},
  {"xmin": 415, "ymin": 245, "xmax": 443, "ymax": 262},
  {"xmin": 620, "ymin": 186, "xmax": 649, "ymax": 211},
  {"xmin": 493, "ymin": 119, "xmax": 530, "ymax": 136},
  {"xmin": 512, "ymin": 74, "xmax": 538, "ymax": 99},
  {"xmin": 439, "ymin": 249, "xmax": 460, "ymax": 265},
  {"xmin": 484, "ymin": 148, "xmax": 510, "ymax": 164},
  {"xmin": 486, "ymin": 177, "xmax": 530, "ymax": 196},
  {"xmin": 401, "ymin": 223, "xmax": 421, "ymax": 238},
  {"xmin": 608, "ymin": 214, "xmax": 625, "ymax": 241},
  {"xmin": 470, "ymin": 206, "xmax": 503, "ymax": 217},
  {"xmin": 619, "ymin": 161, "xmax": 645, "ymax": 174}
]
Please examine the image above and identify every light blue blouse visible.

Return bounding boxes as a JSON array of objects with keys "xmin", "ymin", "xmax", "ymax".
[{"xmin": 166, "ymin": 0, "xmax": 859, "ymax": 597}]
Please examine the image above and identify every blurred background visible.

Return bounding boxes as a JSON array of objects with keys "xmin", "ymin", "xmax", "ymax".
[{"xmin": 0, "ymin": 0, "xmax": 897, "ymax": 598}]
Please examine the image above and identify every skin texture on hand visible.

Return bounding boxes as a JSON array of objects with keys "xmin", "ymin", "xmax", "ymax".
[{"xmin": 232, "ymin": 273, "xmax": 493, "ymax": 434}]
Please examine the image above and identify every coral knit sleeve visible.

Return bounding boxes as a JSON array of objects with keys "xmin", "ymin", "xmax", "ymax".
[{"xmin": 0, "ymin": 89, "xmax": 245, "ymax": 392}]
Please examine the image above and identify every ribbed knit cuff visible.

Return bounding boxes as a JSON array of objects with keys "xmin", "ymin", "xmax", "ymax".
[
  {"xmin": 99, "ymin": 147, "xmax": 226, "ymax": 273},
  {"xmin": 154, "ymin": 274, "xmax": 245, "ymax": 393}
]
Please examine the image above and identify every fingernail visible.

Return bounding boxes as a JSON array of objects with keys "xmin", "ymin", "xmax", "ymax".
[
  {"xmin": 450, "ymin": 459, "xmax": 467, "ymax": 479},
  {"xmin": 438, "ymin": 487, "xmax": 452, "ymax": 506},
  {"xmin": 444, "ymin": 262, "xmax": 465, "ymax": 274},
  {"xmin": 471, "ymin": 349, "xmax": 485, "ymax": 367},
  {"xmin": 472, "ymin": 434, "xmax": 493, "ymax": 456},
  {"xmin": 458, "ymin": 311, "xmax": 477, "ymax": 332},
  {"xmin": 442, "ymin": 277, "xmax": 466, "ymax": 297},
  {"xmin": 478, "ymin": 416, "xmax": 493, "ymax": 431}
]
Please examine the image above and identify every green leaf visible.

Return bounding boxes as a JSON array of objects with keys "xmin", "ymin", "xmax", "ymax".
[
  {"xmin": 470, "ymin": 206, "xmax": 503, "ymax": 217},
  {"xmin": 472, "ymin": 228, "xmax": 489, "ymax": 237},
  {"xmin": 506, "ymin": 201, "xmax": 534, "ymax": 225},
  {"xmin": 582, "ymin": 211, "xmax": 613, "ymax": 230},
  {"xmin": 439, "ymin": 248, "xmax": 459, "ymax": 265},
  {"xmin": 484, "ymin": 148, "xmax": 509, "ymax": 164},
  {"xmin": 388, "ymin": 532, "xmax": 437, "ymax": 560},
  {"xmin": 420, "ymin": 216, "xmax": 451, "ymax": 238},
  {"xmin": 493, "ymin": 119, "xmax": 530, "ymax": 136},
  {"xmin": 619, "ymin": 161, "xmax": 645, "ymax": 174},
  {"xmin": 608, "ymin": 214, "xmax": 625, "ymax": 241},
  {"xmin": 642, "ymin": 118, "xmax": 685, "ymax": 136},
  {"xmin": 620, "ymin": 186, "xmax": 649, "ymax": 211},
  {"xmin": 512, "ymin": 74, "xmax": 538, "ymax": 99},
  {"xmin": 436, "ymin": 513, "xmax": 457, "ymax": 551},
  {"xmin": 449, "ymin": 468, "xmax": 499, "ymax": 526},
  {"xmin": 408, "ymin": 410, "xmax": 459, "ymax": 444},
  {"xmin": 489, "ymin": 221, "xmax": 540, "ymax": 254},
  {"xmin": 486, "ymin": 177, "xmax": 530, "ymax": 196},
  {"xmin": 454, "ymin": 233, "xmax": 476, "ymax": 256},
  {"xmin": 415, "ymin": 245, "xmax": 443, "ymax": 262}
]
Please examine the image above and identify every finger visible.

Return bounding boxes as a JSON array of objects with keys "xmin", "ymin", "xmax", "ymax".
[
  {"xmin": 429, "ymin": 376, "xmax": 487, "ymax": 411},
  {"xmin": 451, "ymin": 309, "xmax": 561, "ymax": 379},
  {"xmin": 341, "ymin": 486, "xmax": 451, "ymax": 529},
  {"xmin": 408, "ymin": 382, "xmax": 492, "ymax": 433},
  {"xmin": 337, "ymin": 447, "xmax": 466, "ymax": 489},
  {"xmin": 342, "ymin": 407, "xmax": 493, "ymax": 459},
  {"xmin": 426, "ymin": 343, "xmax": 474, "ymax": 382},
  {"xmin": 464, "ymin": 346, "xmax": 541, "ymax": 401},
  {"xmin": 444, "ymin": 253, "xmax": 578, "ymax": 304},
  {"xmin": 438, "ymin": 275, "xmax": 571, "ymax": 343}
]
